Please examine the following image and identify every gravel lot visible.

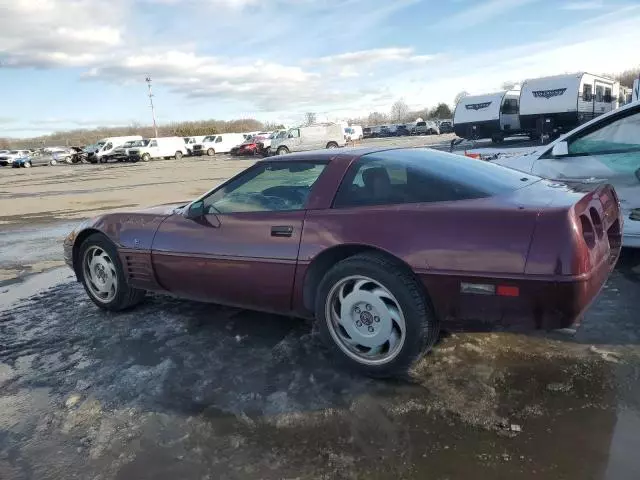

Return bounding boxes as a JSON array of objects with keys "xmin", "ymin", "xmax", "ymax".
[{"xmin": 1, "ymin": 135, "xmax": 640, "ymax": 479}]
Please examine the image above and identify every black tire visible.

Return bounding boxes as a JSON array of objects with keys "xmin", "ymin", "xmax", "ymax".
[
  {"xmin": 50, "ymin": 159, "xmax": 58, "ymax": 166},
  {"xmin": 175, "ymin": 151, "xmax": 183, "ymax": 160},
  {"xmin": 207, "ymin": 148, "xmax": 215, "ymax": 156},
  {"xmin": 315, "ymin": 252, "xmax": 439, "ymax": 377},
  {"xmin": 277, "ymin": 146, "xmax": 289, "ymax": 155},
  {"xmin": 326, "ymin": 142, "xmax": 338, "ymax": 149},
  {"xmin": 141, "ymin": 153, "xmax": 151, "ymax": 162},
  {"xmin": 23, "ymin": 161, "xmax": 32, "ymax": 168},
  {"xmin": 77, "ymin": 233, "xmax": 145, "ymax": 311}
]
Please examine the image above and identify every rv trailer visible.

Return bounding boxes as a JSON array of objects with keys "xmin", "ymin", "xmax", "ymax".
[
  {"xmin": 519, "ymin": 73, "xmax": 619, "ymax": 140},
  {"xmin": 452, "ymin": 90, "xmax": 521, "ymax": 143}
]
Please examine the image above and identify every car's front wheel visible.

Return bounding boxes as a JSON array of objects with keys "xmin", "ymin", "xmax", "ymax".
[
  {"xmin": 315, "ymin": 252, "xmax": 439, "ymax": 377},
  {"xmin": 207, "ymin": 148, "xmax": 215, "ymax": 156},
  {"xmin": 175, "ymin": 151, "xmax": 183, "ymax": 160},
  {"xmin": 277, "ymin": 146, "xmax": 289, "ymax": 155},
  {"xmin": 78, "ymin": 233, "xmax": 145, "ymax": 311},
  {"xmin": 141, "ymin": 153, "xmax": 151, "ymax": 162}
]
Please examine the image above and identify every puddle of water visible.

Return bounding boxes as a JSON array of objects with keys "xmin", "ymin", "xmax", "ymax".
[{"xmin": 0, "ymin": 267, "xmax": 74, "ymax": 308}]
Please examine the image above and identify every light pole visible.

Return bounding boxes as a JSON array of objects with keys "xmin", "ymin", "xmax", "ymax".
[{"xmin": 145, "ymin": 76, "xmax": 158, "ymax": 138}]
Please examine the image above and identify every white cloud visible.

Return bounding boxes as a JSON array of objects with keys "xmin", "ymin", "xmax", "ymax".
[
  {"xmin": 561, "ymin": 1, "xmax": 603, "ymax": 10},
  {"xmin": 435, "ymin": 0, "xmax": 539, "ymax": 30},
  {"xmin": 0, "ymin": 0, "xmax": 126, "ymax": 68},
  {"xmin": 308, "ymin": 48, "xmax": 436, "ymax": 66}
]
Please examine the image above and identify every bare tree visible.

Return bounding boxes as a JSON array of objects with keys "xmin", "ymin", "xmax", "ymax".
[
  {"xmin": 367, "ymin": 111, "xmax": 388, "ymax": 125},
  {"xmin": 390, "ymin": 99, "xmax": 409, "ymax": 123},
  {"xmin": 304, "ymin": 112, "xmax": 317, "ymax": 126},
  {"xmin": 454, "ymin": 91, "xmax": 469, "ymax": 105}
]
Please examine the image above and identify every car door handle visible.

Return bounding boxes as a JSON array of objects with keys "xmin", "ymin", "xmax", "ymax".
[{"xmin": 271, "ymin": 225, "xmax": 294, "ymax": 237}]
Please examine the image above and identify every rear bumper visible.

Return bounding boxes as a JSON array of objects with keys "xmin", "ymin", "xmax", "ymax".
[{"xmin": 419, "ymin": 253, "xmax": 617, "ymax": 332}]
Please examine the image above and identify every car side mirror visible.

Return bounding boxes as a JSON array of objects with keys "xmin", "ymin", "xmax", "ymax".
[
  {"xmin": 551, "ymin": 141, "xmax": 569, "ymax": 157},
  {"xmin": 186, "ymin": 200, "xmax": 205, "ymax": 219}
]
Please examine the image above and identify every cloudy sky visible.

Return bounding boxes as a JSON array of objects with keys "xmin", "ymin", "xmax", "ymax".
[{"xmin": 1, "ymin": 0, "xmax": 639, "ymax": 137}]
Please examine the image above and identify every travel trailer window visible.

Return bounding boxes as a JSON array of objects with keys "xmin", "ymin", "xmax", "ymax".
[
  {"xmin": 604, "ymin": 88, "xmax": 612, "ymax": 103},
  {"xmin": 501, "ymin": 98, "xmax": 519, "ymax": 115},
  {"xmin": 595, "ymin": 86, "xmax": 604, "ymax": 102},
  {"xmin": 583, "ymin": 84, "xmax": 593, "ymax": 101}
]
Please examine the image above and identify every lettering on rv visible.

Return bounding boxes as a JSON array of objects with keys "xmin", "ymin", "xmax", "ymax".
[
  {"xmin": 532, "ymin": 88, "xmax": 567, "ymax": 99},
  {"xmin": 465, "ymin": 102, "xmax": 492, "ymax": 111}
]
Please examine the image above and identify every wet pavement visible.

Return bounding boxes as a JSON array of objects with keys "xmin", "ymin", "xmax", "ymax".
[{"xmin": 1, "ymin": 224, "xmax": 640, "ymax": 479}]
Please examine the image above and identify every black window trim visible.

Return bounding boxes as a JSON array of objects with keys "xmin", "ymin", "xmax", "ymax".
[{"xmin": 540, "ymin": 105, "xmax": 640, "ymax": 159}]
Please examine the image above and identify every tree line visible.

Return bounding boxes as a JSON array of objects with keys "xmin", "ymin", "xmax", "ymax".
[{"xmin": 1, "ymin": 118, "xmax": 285, "ymax": 149}]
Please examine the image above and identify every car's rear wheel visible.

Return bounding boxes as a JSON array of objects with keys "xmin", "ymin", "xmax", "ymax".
[
  {"xmin": 315, "ymin": 252, "xmax": 439, "ymax": 377},
  {"xmin": 277, "ymin": 146, "xmax": 289, "ymax": 155},
  {"xmin": 326, "ymin": 142, "xmax": 338, "ymax": 149},
  {"xmin": 175, "ymin": 151, "xmax": 183, "ymax": 160},
  {"xmin": 78, "ymin": 233, "xmax": 145, "ymax": 311},
  {"xmin": 207, "ymin": 148, "xmax": 215, "ymax": 156}
]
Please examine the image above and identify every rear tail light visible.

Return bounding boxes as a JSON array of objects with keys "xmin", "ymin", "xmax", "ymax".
[
  {"xmin": 589, "ymin": 207, "xmax": 604, "ymax": 239},
  {"xmin": 579, "ymin": 214, "xmax": 596, "ymax": 249}
]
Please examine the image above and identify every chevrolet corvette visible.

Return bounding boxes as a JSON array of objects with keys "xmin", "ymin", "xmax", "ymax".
[{"xmin": 64, "ymin": 147, "xmax": 622, "ymax": 376}]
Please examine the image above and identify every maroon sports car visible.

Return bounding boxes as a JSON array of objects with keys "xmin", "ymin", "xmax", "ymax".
[{"xmin": 64, "ymin": 147, "xmax": 622, "ymax": 377}]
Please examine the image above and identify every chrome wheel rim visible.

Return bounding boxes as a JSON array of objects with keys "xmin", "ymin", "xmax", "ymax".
[
  {"xmin": 325, "ymin": 275, "xmax": 406, "ymax": 366},
  {"xmin": 83, "ymin": 246, "xmax": 118, "ymax": 303}
]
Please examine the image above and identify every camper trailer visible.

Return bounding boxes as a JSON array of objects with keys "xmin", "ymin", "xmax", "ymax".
[
  {"xmin": 452, "ymin": 90, "xmax": 521, "ymax": 142},
  {"xmin": 519, "ymin": 73, "xmax": 620, "ymax": 140},
  {"xmin": 633, "ymin": 78, "xmax": 639, "ymax": 103}
]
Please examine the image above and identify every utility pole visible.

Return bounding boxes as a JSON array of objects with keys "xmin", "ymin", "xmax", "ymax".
[{"xmin": 145, "ymin": 76, "xmax": 158, "ymax": 138}]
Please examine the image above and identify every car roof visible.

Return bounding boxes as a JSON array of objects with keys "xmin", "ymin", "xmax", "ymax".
[{"xmin": 260, "ymin": 146, "xmax": 442, "ymax": 163}]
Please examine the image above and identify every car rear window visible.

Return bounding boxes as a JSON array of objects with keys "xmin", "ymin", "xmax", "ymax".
[{"xmin": 333, "ymin": 148, "xmax": 538, "ymax": 208}]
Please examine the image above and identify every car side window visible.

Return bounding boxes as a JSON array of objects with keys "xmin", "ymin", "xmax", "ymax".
[
  {"xmin": 567, "ymin": 110, "xmax": 640, "ymax": 156},
  {"xmin": 289, "ymin": 129, "xmax": 300, "ymax": 138},
  {"xmin": 105, "ymin": 143, "xmax": 113, "ymax": 150},
  {"xmin": 333, "ymin": 155, "xmax": 485, "ymax": 208},
  {"xmin": 215, "ymin": 136, "xmax": 222, "ymax": 143},
  {"xmin": 202, "ymin": 162, "xmax": 327, "ymax": 214},
  {"xmin": 149, "ymin": 140, "xmax": 157, "ymax": 147}
]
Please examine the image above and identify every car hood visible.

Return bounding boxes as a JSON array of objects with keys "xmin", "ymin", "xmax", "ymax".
[{"xmin": 68, "ymin": 202, "xmax": 190, "ymax": 251}]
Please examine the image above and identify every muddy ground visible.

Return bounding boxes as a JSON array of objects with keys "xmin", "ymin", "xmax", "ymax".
[{"xmin": 1, "ymin": 136, "xmax": 640, "ymax": 479}]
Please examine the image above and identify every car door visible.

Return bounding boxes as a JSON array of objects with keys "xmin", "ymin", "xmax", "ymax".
[
  {"xmin": 151, "ymin": 160, "xmax": 329, "ymax": 313},
  {"xmin": 147, "ymin": 139, "xmax": 159, "ymax": 158},
  {"xmin": 531, "ymin": 105, "xmax": 640, "ymax": 243}
]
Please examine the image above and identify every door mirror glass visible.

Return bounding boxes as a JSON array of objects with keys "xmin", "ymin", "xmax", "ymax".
[
  {"xmin": 186, "ymin": 200, "xmax": 205, "ymax": 219},
  {"xmin": 551, "ymin": 141, "xmax": 569, "ymax": 157}
]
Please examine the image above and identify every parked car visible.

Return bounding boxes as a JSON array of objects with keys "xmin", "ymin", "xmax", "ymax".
[
  {"xmin": 107, "ymin": 140, "xmax": 148, "ymax": 162},
  {"xmin": 396, "ymin": 125, "xmax": 411, "ymax": 136},
  {"xmin": 414, "ymin": 121, "xmax": 439, "ymax": 135},
  {"xmin": 270, "ymin": 123, "xmax": 346, "ymax": 155},
  {"xmin": 0, "ymin": 150, "xmax": 31, "ymax": 166},
  {"xmin": 128, "ymin": 137, "xmax": 188, "ymax": 162},
  {"xmin": 183, "ymin": 136, "xmax": 207, "ymax": 155},
  {"xmin": 87, "ymin": 136, "xmax": 143, "ymax": 163},
  {"xmin": 192, "ymin": 133, "xmax": 246, "ymax": 156},
  {"xmin": 257, "ymin": 130, "xmax": 286, "ymax": 155},
  {"xmin": 64, "ymin": 147, "xmax": 620, "ymax": 377},
  {"xmin": 492, "ymin": 99, "xmax": 640, "ymax": 248},
  {"xmin": 363, "ymin": 127, "xmax": 373, "ymax": 139},
  {"xmin": 438, "ymin": 120, "xmax": 454, "ymax": 134},
  {"xmin": 233, "ymin": 135, "xmax": 266, "ymax": 156}
]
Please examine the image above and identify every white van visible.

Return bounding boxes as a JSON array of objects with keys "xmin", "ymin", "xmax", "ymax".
[
  {"xmin": 183, "ymin": 136, "xmax": 207, "ymax": 155},
  {"xmin": 271, "ymin": 123, "xmax": 346, "ymax": 155},
  {"xmin": 90, "ymin": 136, "xmax": 143, "ymax": 163},
  {"xmin": 344, "ymin": 125, "xmax": 363, "ymax": 142},
  {"xmin": 192, "ymin": 133, "xmax": 245, "ymax": 156},
  {"xmin": 128, "ymin": 136, "xmax": 188, "ymax": 162}
]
